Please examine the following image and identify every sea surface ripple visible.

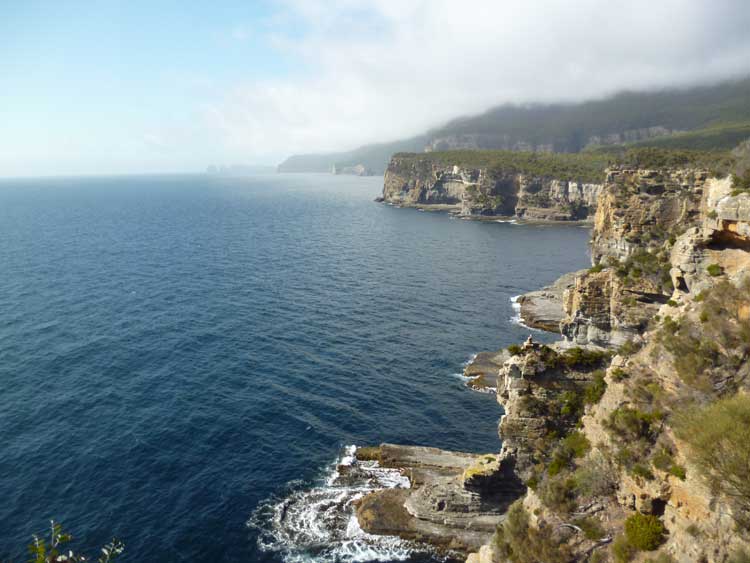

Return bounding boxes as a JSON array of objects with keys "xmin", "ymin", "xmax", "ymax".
[{"xmin": 0, "ymin": 173, "xmax": 591, "ymax": 562}]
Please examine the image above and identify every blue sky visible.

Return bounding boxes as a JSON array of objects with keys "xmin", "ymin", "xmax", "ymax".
[
  {"xmin": 0, "ymin": 1, "xmax": 299, "ymax": 175},
  {"xmin": 1, "ymin": 0, "xmax": 750, "ymax": 176}
]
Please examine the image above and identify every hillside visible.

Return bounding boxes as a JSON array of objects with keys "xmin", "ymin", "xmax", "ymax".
[{"xmin": 277, "ymin": 77, "xmax": 750, "ymax": 174}]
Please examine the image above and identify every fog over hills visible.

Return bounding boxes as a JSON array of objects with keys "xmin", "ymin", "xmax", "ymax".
[{"xmin": 278, "ymin": 76, "xmax": 750, "ymax": 174}]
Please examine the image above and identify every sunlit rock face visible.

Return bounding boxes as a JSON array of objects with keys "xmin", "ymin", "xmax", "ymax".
[{"xmin": 381, "ymin": 156, "xmax": 603, "ymax": 220}]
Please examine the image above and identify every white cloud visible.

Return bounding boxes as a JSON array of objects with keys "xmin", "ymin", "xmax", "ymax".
[{"xmin": 206, "ymin": 0, "xmax": 750, "ymax": 164}]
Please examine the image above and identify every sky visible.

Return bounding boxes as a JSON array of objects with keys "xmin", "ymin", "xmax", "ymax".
[{"xmin": 1, "ymin": 0, "xmax": 750, "ymax": 176}]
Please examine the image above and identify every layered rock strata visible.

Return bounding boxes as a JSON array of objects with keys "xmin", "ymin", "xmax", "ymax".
[
  {"xmin": 354, "ymin": 444, "xmax": 523, "ymax": 552},
  {"xmin": 516, "ymin": 271, "xmax": 582, "ymax": 332},
  {"xmin": 360, "ymin": 162, "xmax": 750, "ymax": 562},
  {"xmin": 381, "ymin": 157, "xmax": 602, "ymax": 220}
]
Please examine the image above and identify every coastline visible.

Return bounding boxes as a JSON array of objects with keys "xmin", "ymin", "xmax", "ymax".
[
  {"xmin": 352, "ymin": 162, "xmax": 750, "ymax": 562},
  {"xmin": 376, "ymin": 199, "xmax": 595, "ymax": 226}
]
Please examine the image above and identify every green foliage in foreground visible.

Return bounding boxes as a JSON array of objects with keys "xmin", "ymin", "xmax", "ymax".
[
  {"xmin": 675, "ymin": 393, "xmax": 750, "ymax": 526},
  {"xmin": 17, "ymin": 521, "xmax": 124, "ymax": 563},
  {"xmin": 624, "ymin": 514, "xmax": 666, "ymax": 551}
]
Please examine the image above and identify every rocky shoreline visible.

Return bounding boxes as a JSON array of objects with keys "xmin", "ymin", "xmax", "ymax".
[
  {"xmin": 352, "ymin": 158, "xmax": 750, "ymax": 562},
  {"xmin": 378, "ymin": 154, "xmax": 603, "ymax": 222}
]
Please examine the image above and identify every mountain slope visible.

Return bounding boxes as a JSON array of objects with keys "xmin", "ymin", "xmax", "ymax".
[{"xmin": 277, "ymin": 77, "xmax": 750, "ymax": 174}]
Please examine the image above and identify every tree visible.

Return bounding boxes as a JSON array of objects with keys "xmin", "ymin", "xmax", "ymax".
[{"xmin": 23, "ymin": 521, "xmax": 124, "ymax": 563}]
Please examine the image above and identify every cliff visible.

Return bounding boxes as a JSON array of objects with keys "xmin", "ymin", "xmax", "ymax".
[
  {"xmin": 472, "ymin": 163, "xmax": 750, "ymax": 562},
  {"xmin": 381, "ymin": 152, "xmax": 605, "ymax": 221},
  {"xmin": 355, "ymin": 153, "xmax": 750, "ymax": 562}
]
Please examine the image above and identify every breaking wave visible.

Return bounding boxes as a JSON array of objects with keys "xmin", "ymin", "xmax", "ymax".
[
  {"xmin": 509, "ymin": 295, "xmax": 542, "ymax": 333},
  {"xmin": 248, "ymin": 446, "xmax": 441, "ymax": 563}
]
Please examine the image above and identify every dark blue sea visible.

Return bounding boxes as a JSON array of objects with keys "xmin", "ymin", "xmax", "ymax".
[{"xmin": 0, "ymin": 173, "xmax": 590, "ymax": 562}]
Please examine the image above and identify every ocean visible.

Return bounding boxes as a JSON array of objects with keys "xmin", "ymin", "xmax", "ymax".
[{"xmin": 0, "ymin": 173, "xmax": 591, "ymax": 562}]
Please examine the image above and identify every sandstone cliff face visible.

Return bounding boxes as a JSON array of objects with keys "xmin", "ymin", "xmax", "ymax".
[
  {"xmin": 496, "ymin": 342, "xmax": 607, "ymax": 482},
  {"xmin": 591, "ymin": 167, "xmax": 707, "ymax": 264},
  {"xmin": 558, "ymin": 167, "xmax": 712, "ymax": 347},
  {"xmin": 381, "ymin": 156, "xmax": 603, "ymax": 220},
  {"xmin": 367, "ymin": 160, "xmax": 750, "ymax": 562},
  {"xmin": 468, "ymin": 170, "xmax": 750, "ymax": 563}
]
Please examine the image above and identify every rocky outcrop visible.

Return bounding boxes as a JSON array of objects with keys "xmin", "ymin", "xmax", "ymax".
[
  {"xmin": 496, "ymin": 341, "xmax": 608, "ymax": 481},
  {"xmin": 354, "ymin": 444, "xmax": 523, "ymax": 553},
  {"xmin": 560, "ymin": 269, "xmax": 667, "ymax": 347},
  {"xmin": 463, "ymin": 350, "xmax": 509, "ymax": 392},
  {"xmin": 381, "ymin": 156, "xmax": 603, "ymax": 220},
  {"xmin": 516, "ymin": 271, "xmax": 582, "ymax": 332},
  {"xmin": 591, "ymin": 167, "xmax": 707, "ymax": 264},
  {"xmin": 557, "ymin": 167, "xmax": 713, "ymax": 347},
  {"xmin": 472, "ymin": 169, "xmax": 750, "ymax": 562},
  {"xmin": 362, "ymin": 160, "xmax": 750, "ymax": 562}
]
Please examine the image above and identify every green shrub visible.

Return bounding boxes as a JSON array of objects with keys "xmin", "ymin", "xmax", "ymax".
[
  {"xmin": 706, "ymin": 263, "xmax": 723, "ymax": 277},
  {"xmin": 575, "ymin": 451, "xmax": 617, "ymax": 497},
  {"xmin": 548, "ymin": 455, "xmax": 567, "ymax": 477},
  {"xmin": 607, "ymin": 407, "xmax": 660, "ymax": 443},
  {"xmin": 564, "ymin": 431, "xmax": 591, "ymax": 458},
  {"xmin": 616, "ymin": 250, "xmax": 672, "ymax": 291},
  {"xmin": 631, "ymin": 463, "xmax": 655, "ymax": 481},
  {"xmin": 666, "ymin": 299, "xmax": 678, "ymax": 307},
  {"xmin": 669, "ymin": 465, "xmax": 686, "ymax": 480},
  {"xmin": 560, "ymin": 390, "xmax": 584, "ymax": 418},
  {"xmin": 617, "ymin": 339, "xmax": 643, "ymax": 357},
  {"xmin": 539, "ymin": 475, "xmax": 578, "ymax": 513},
  {"xmin": 574, "ymin": 517, "xmax": 606, "ymax": 540},
  {"xmin": 651, "ymin": 448, "xmax": 673, "ymax": 472},
  {"xmin": 589, "ymin": 263, "xmax": 605, "ymax": 274},
  {"xmin": 548, "ymin": 432, "xmax": 590, "ymax": 476},
  {"xmin": 508, "ymin": 344, "xmax": 523, "ymax": 356},
  {"xmin": 686, "ymin": 523, "xmax": 701, "ymax": 537},
  {"xmin": 493, "ymin": 500, "xmax": 571, "ymax": 563},
  {"xmin": 675, "ymin": 393, "xmax": 750, "ymax": 524},
  {"xmin": 584, "ymin": 371, "xmax": 607, "ymax": 404},
  {"xmin": 624, "ymin": 513, "xmax": 665, "ymax": 551},
  {"xmin": 610, "ymin": 367, "xmax": 629, "ymax": 382},
  {"xmin": 561, "ymin": 347, "xmax": 611, "ymax": 370}
]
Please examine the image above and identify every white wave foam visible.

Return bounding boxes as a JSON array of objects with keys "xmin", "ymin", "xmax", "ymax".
[
  {"xmin": 494, "ymin": 219, "xmax": 518, "ymax": 224},
  {"xmin": 249, "ymin": 445, "xmax": 434, "ymax": 563},
  {"xmin": 461, "ymin": 353, "xmax": 478, "ymax": 369},
  {"xmin": 509, "ymin": 295, "xmax": 522, "ymax": 325},
  {"xmin": 508, "ymin": 295, "xmax": 543, "ymax": 333}
]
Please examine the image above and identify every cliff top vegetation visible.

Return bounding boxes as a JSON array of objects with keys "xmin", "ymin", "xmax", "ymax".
[
  {"xmin": 391, "ymin": 150, "xmax": 611, "ymax": 182},
  {"xmin": 391, "ymin": 147, "xmax": 739, "ymax": 183}
]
